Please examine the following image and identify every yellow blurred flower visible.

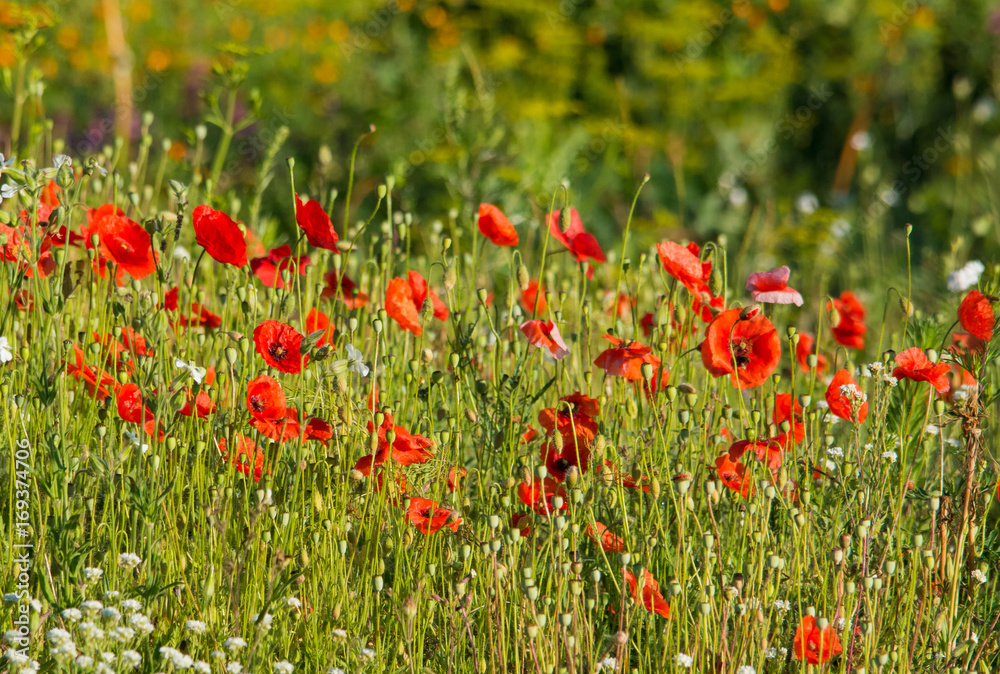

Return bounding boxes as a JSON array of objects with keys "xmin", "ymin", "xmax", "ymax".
[{"xmin": 146, "ymin": 47, "xmax": 171, "ymax": 72}]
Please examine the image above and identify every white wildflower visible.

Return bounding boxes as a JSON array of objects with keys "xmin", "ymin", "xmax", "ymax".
[
  {"xmin": 883, "ymin": 374, "xmax": 899, "ymax": 387},
  {"xmin": 971, "ymin": 569, "xmax": 987, "ymax": 585},
  {"xmin": 110, "ymin": 627, "xmax": 135, "ymax": 643},
  {"xmin": 223, "ymin": 637, "xmax": 247, "ymax": 653},
  {"xmin": 100, "ymin": 607, "xmax": 122, "ymax": 623},
  {"xmin": 827, "ymin": 446, "xmax": 844, "ymax": 458},
  {"xmin": 174, "ymin": 358, "xmax": 207, "ymax": 384},
  {"xmin": 101, "ymin": 652, "xmax": 116, "ymax": 663},
  {"xmin": 120, "ymin": 599, "xmax": 142, "ymax": 613},
  {"xmin": 596, "ymin": 657, "xmax": 618, "ymax": 672},
  {"xmin": 773, "ymin": 600, "xmax": 791, "ymax": 614},
  {"xmin": 251, "ymin": 613, "xmax": 273, "ymax": 631},
  {"xmin": 765, "ymin": 646, "xmax": 787, "ymax": 660},
  {"xmin": 185, "ymin": 620, "xmax": 207, "ymax": 635},
  {"xmin": 78, "ymin": 622, "xmax": 106, "ymax": 642},
  {"xmin": 924, "ymin": 424, "xmax": 939, "ymax": 435},
  {"xmin": 226, "ymin": 663, "xmax": 243, "ymax": 674},
  {"xmin": 0, "ymin": 336, "xmax": 13, "ymax": 363},
  {"xmin": 103, "ymin": 591, "xmax": 120, "ymax": 602},
  {"xmin": 194, "ymin": 662, "xmax": 211, "ymax": 674},
  {"xmin": 331, "ymin": 629, "xmax": 348, "ymax": 641},
  {"xmin": 173, "ymin": 245, "xmax": 192, "ymax": 261},
  {"xmin": 83, "ymin": 567, "xmax": 104, "ymax": 583},
  {"xmin": 327, "ymin": 669, "xmax": 346, "ymax": 674},
  {"xmin": 882, "ymin": 450, "xmax": 898, "ymax": 464},
  {"xmin": 947, "ymin": 261, "xmax": 985, "ymax": 292},
  {"xmin": 674, "ymin": 653, "xmax": 694, "ymax": 668},
  {"xmin": 360, "ymin": 648, "xmax": 376, "ymax": 661},
  {"xmin": 118, "ymin": 553, "xmax": 142, "ymax": 569},
  {"xmin": 274, "ymin": 662, "xmax": 294, "ymax": 674},
  {"xmin": 345, "ymin": 344, "xmax": 369, "ymax": 377},
  {"xmin": 736, "ymin": 667, "xmax": 757, "ymax": 674},
  {"xmin": 849, "ymin": 131, "xmax": 872, "ymax": 151},
  {"xmin": 2, "ymin": 593, "xmax": 18, "ymax": 603},
  {"xmin": 75, "ymin": 655, "xmax": 95, "ymax": 669},
  {"xmin": 211, "ymin": 652, "xmax": 226, "ymax": 660},
  {"xmin": 796, "ymin": 191, "xmax": 819, "ymax": 214},
  {"xmin": 4, "ymin": 630, "xmax": 26, "ymax": 646},
  {"xmin": 729, "ymin": 186, "xmax": 748, "ymax": 208},
  {"xmin": 6, "ymin": 650, "xmax": 28, "ymax": 666},
  {"xmin": 286, "ymin": 597, "xmax": 302, "ymax": 609},
  {"xmin": 46, "ymin": 628, "xmax": 73, "ymax": 645},
  {"xmin": 128, "ymin": 613, "xmax": 154, "ymax": 635}
]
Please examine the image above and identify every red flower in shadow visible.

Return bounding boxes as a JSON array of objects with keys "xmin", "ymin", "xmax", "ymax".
[{"xmin": 250, "ymin": 245, "xmax": 310, "ymax": 289}]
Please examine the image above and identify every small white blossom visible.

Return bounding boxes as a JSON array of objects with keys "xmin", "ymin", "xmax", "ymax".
[
  {"xmin": 924, "ymin": 424, "xmax": 939, "ymax": 436},
  {"xmin": 331, "ymin": 629, "xmax": 348, "ymax": 641},
  {"xmin": 103, "ymin": 591, "xmax": 120, "ymax": 602},
  {"xmin": 46, "ymin": 628, "xmax": 73, "ymax": 645},
  {"xmin": 345, "ymin": 344, "xmax": 370, "ymax": 377},
  {"xmin": 128, "ymin": 614, "xmax": 154, "ymax": 635},
  {"xmin": 251, "ymin": 613, "xmax": 273, "ymax": 631},
  {"xmin": 118, "ymin": 553, "xmax": 142, "ymax": 569},
  {"xmin": 6, "ymin": 650, "xmax": 29, "ymax": 666},
  {"xmin": 360, "ymin": 648, "xmax": 376, "ymax": 661},
  {"xmin": 736, "ymin": 667, "xmax": 757, "ymax": 674},
  {"xmin": 835, "ymin": 617, "xmax": 850, "ymax": 631},
  {"xmin": 76, "ymin": 655, "xmax": 95, "ymax": 669},
  {"xmin": 674, "ymin": 653, "xmax": 694, "ymax": 668},
  {"xmin": 947, "ymin": 261, "xmax": 985, "ymax": 292},
  {"xmin": 596, "ymin": 657, "xmax": 618, "ymax": 672},
  {"xmin": 174, "ymin": 358, "xmax": 207, "ymax": 384},
  {"xmin": 83, "ymin": 568, "xmax": 104, "ymax": 583},
  {"xmin": 78, "ymin": 622, "xmax": 106, "ymax": 642},
  {"xmin": 883, "ymin": 374, "xmax": 899, "ymax": 387},
  {"xmin": 773, "ymin": 600, "xmax": 791, "ymax": 614},
  {"xmin": 120, "ymin": 599, "xmax": 142, "ymax": 613},
  {"xmin": 827, "ymin": 446, "xmax": 844, "ymax": 458},
  {"xmin": 110, "ymin": 627, "xmax": 135, "ymax": 643},
  {"xmin": 226, "ymin": 663, "xmax": 243, "ymax": 674},
  {"xmin": 101, "ymin": 652, "xmax": 115, "ymax": 663},
  {"xmin": 0, "ymin": 336, "xmax": 13, "ymax": 363},
  {"xmin": 286, "ymin": 597, "xmax": 302, "ymax": 609},
  {"xmin": 223, "ymin": 637, "xmax": 247, "ymax": 653},
  {"xmin": 849, "ymin": 131, "xmax": 872, "ymax": 151},
  {"xmin": 971, "ymin": 569, "xmax": 987, "ymax": 585},
  {"xmin": 796, "ymin": 191, "xmax": 819, "ymax": 214},
  {"xmin": 100, "ymin": 607, "xmax": 122, "ymax": 623},
  {"xmin": 122, "ymin": 429, "xmax": 149, "ymax": 455},
  {"xmin": 185, "ymin": 620, "xmax": 207, "ymax": 635},
  {"xmin": 194, "ymin": 662, "xmax": 211, "ymax": 674},
  {"xmin": 274, "ymin": 661, "xmax": 294, "ymax": 674},
  {"xmin": 882, "ymin": 450, "xmax": 898, "ymax": 464},
  {"xmin": 173, "ymin": 245, "xmax": 192, "ymax": 261},
  {"xmin": 327, "ymin": 669, "xmax": 346, "ymax": 674},
  {"xmin": 765, "ymin": 646, "xmax": 788, "ymax": 660}
]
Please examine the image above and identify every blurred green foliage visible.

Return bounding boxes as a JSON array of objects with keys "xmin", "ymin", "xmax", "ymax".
[{"xmin": 3, "ymin": 0, "xmax": 1000, "ymax": 287}]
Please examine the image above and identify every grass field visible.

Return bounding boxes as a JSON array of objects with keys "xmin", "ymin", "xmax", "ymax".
[{"xmin": 2, "ymin": 2, "xmax": 1000, "ymax": 673}]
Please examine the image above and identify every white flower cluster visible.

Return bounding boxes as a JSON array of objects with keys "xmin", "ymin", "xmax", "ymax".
[
  {"xmin": 736, "ymin": 667, "xmax": 757, "ymax": 674},
  {"xmin": 674, "ymin": 653, "xmax": 694, "ymax": 668},
  {"xmin": 596, "ymin": 657, "xmax": 618, "ymax": 672},
  {"xmin": 118, "ymin": 553, "xmax": 142, "ymax": 569},
  {"xmin": 765, "ymin": 646, "xmax": 788, "ymax": 660},
  {"xmin": 971, "ymin": 569, "xmax": 987, "ymax": 585},
  {"xmin": 773, "ymin": 599, "xmax": 792, "ymax": 614},
  {"xmin": 947, "ymin": 260, "xmax": 985, "ymax": 292},
  {"xmin": 839, "ymin": 383, "xmax": 867, "ymax": 403},
  {"xmin": 827, "ymin": 446, "xmax": 844, "ymax": 458},
  {"xmin": 882, "ymin": 450, "xmax": 898, "ymax": 464}
]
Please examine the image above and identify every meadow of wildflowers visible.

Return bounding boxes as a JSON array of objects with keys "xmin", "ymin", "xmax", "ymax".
[{"xmin": 2, "ymin": 2, "xmax": 1000, "ymax": 674}]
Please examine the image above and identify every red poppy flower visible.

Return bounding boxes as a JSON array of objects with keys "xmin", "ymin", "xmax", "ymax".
[
  {"xmin": 825, "ymin": 369, "xmax": 869, "ymax": 423},
  {"xmin": 701, "ymin": 308, "xmax": 780, "ymax": 389},
  {"xmin": 65, "ymin": 344, "xmax": 116, "ymax": 400},
  {"xmin": 164, "ymin": 286, "xmax": 179, "ymax": 312},
  {"xmin": 177, "ymin": 303, "xmax": 223, "ymax": 330},
  {"xmin": 253, "ymin": 320, "xmax": 307, "ymax": 374},
  {"xmin": 958, "ymin": 290, "xmax": 995, "ymax": 341},
  {"xmin": 542, "ymin": 439, "xmax": 590, "ymax": 483},
  {"xmin": 192, "ymin": 205, "xmax": 247, "ymax": 267},
  {"xmin": 727, "ymin": 437, "xmax": 784, "ymax": 470},
  {"xmin": 385, "ymin": 271, "xmax": 448, "ymax": 335},
  {"xmin": 519, "ymin": 319, "xmax": 569, "ymax": 359},
  {"xmin": 548, "ymin": 208, "xmax": 606, "ymax": 263},
  {"xmin": 793, "ymin": 615, "xmax": 842, "ymax": 666},
  {"xmin": 250, "ymin": 245, "xmax": 310, "ymax": 289},
  {"xmin": 246, "ymin": 374, "xmax": 287, "ymax": 425},
  {"xmin": 586, "ymin": 522, "xmax": 625, "ymax": 553},
  {"xmin": 447, "ymin": 466, "xmax": 468, "ymax": 492},
  {"xmin": 517, "ymin": 478, "xmax": 567, "ymax": 516},
  {"xmin": 951, "ymin": 332, "xmax": 986, "ymax": 355},
  {"xmin": 405, "ymin": 497, "xmax": 462, "ymax": 534},
  {"xmin": 478, "ymin": 203, "xmax": 519, "ymax": 246},
  {"xmin": 594, "ymin": 335, "xmax": 661, "ymax": 381},
  {"xmin": 217, "ymin": 434, "xmax": 266, "ymax": 482},
  {"xmin": 773, "ymin": 393, "xmax": 805, "ymax": 443},
  {"xmin": 253, "ymin": 407, "xmax": 301, "ymax": 443},
  {"xmin": 353, "ymin": 413, "xmax": 435, "ymax": 475},
  {"xmin": 302, "ymin": 416, "xmax": 333, "ymax": 443},
  {"xmin": 828, "ymin": 291, "xmax": 866, "ymax": 350},
  {"xmin": 86, "ymin": 204, "xmax": 158, "ymax": 281},
  {"xmin": 321, "ymin": 271, "xmax": 369, "ymax": 309},
  {"xmin": 656, "ymin": 241, "xmax": 705, "ymax": 293},
  {"xmin": 295, "ymin": 194, "xmax": 339, "ymax": 251},
  {"xmin": 538, "ymin": 392, "xmax": 599, "ymax": 442},
  {"xmin": 714, "ymin": 452, "xmax": 752, "ymax": 498},
  {"xmin": 745, "ymin": 266, "xmax": 803, "ymax": 306},
  {"xmin": 305, "ymin": 308, "xmax": 336, "ymax": 347},
  {"xmin": 795, "ymin": 332, "xmax": 828, "ymax": 373},
  {"xmin": 623, "ymin": 568, "xmax": 670, "ymax": 618},
  {"xmin": 116, "ymin": 383, "xmax": 160, "ymax": 438},
  {"xmin": 892, "ymin": 347, "xmax": 951, "ymax": 394},
  {"xmin": 511, "ymin": 513, "xmax": 533, "ymax": 538},
  {"xmin": 178, "ymin": 389, "xmax": 214, "ymax": 419},
  {"xmin": 521, "ymin": 280, "xmax": 547, "ymax": 315}
]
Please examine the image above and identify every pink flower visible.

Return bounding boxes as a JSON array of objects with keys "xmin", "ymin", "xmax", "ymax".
[{"xmin": 745, "ymin": 266, "xmax": 803, "ymax": 306}]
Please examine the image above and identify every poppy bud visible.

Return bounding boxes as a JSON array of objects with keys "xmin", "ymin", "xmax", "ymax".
[
  {"xmin": 673, "ymin": 304, "xmax": 687, "ymax": 324},
  {"xmin": 558, "ymin": 208, "xmax": 571, "ymax": 233},
  {"xmin": 828, "ymin": 306, "xmax": 841, "ymax": 326},
  {"xmin": 464, "ymin": 408, "xmax": 478, "ymax": 424},
  {"xmin": 709, "ymin": 268, "xmax": 724, "ymax": 297},
  {"xmin": 738, "ymin": 305, "xmax": 760, "ymax": 321},
  {"xmin": 517, "ymin": 264, "xmax": 530, "ymax": 290},
  {"xmin": 444, "ymin": 264, "xmax": 457, "ymax": 291},
  {"xmin": 899, "ymin": 296, "xmax": 913, "ymax": 316}
]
